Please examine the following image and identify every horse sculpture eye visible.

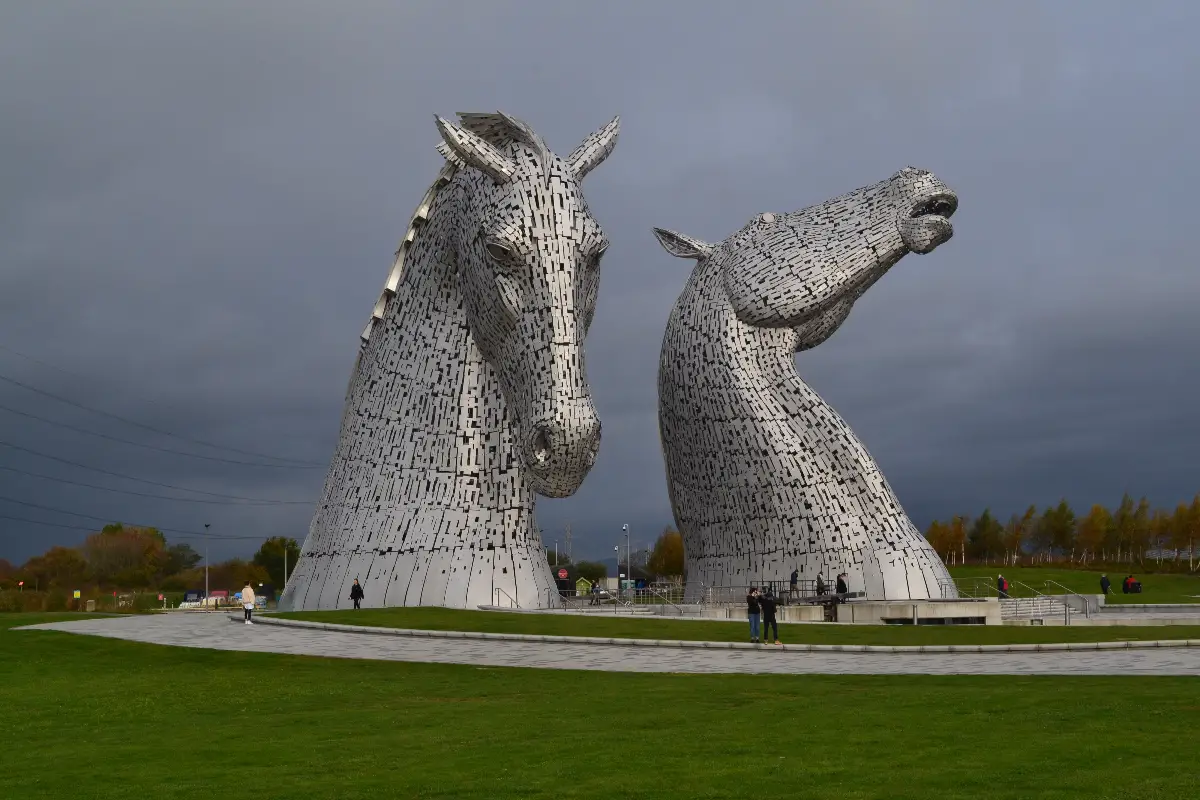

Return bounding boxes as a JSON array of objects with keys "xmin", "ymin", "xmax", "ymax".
[{"xmin": 486, "ymin": 242, "xmax": 514, "ymax": 262}]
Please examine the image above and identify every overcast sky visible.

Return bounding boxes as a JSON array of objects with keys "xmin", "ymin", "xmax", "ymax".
[{"xmin": 2, "ymin": 1, "xmax": 1198, "ymax": 566}]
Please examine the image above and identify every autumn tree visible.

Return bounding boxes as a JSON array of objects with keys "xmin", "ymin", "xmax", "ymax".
[
  {"xmin": 164, "ymin": 543, "xmax": 202, "ymax": 576},
  {"xmin": 967, "ymin": 509, "xmax": 1004, "ymax": 562},
  {"xmin": 0, "ymin": 558, "xmax": 14, "ymax": 583},
  {"xmin": 252, "ymin": 537, "xmax": 301, "ymax": 587},
  {"xmin": 1130, "ymin": 497, "xmax": 1152, "ymax": 566},
  {"xmin": 646, "ymin": 528, "xmax": 685, "ymax": 578},
  {"xmin": 1075, "ymin": 505, "xmax": 1112, "ymax": 564},
  {"xmin": 1033, "ymin": 500, "xmax": 1076, "ymax": 560},
  {"xmin": 1003, "ymin": 505, "xmax": 1037, "ymax": 565},
  {"xmin": 1110, "ymin": 493, "xmax": 1136, "ymax": 562},
  {"xmin": 82, "ymin": 524, "xmax": 167, "ymax": 588},
  {"xmin": 21, "ymin": 546, "xmax": 89, "ymax": 589}
]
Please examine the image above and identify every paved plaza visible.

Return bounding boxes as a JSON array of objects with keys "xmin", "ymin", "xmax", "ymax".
[{"xmin": 19, "ymin": 614, "xmax": 1200, "ymax": 675}]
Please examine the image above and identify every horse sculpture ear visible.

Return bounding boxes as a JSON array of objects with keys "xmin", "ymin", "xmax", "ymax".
[
  {"xmin": 652, "ymin": 227, "xmax": 714, "ymax": 261},
  {"xmin": 434, "ymin": 115, "xmax": 515, "ymax": 184},
  {"xmin": 566, "ymin": 116, "xmax": 620, "ymax": 180}
]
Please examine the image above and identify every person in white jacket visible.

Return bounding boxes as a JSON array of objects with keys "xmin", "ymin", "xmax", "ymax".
[{"xmin": 241, "ymin": 582, "xmax": 256, "ymax": 624}]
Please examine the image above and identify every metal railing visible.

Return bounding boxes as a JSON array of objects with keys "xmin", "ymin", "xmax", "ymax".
[
  {"xmin": 493, "ymin": 587, "xmax": 519, "ymax": 609},
  {"xmin": 1043, "ymin": 579, "xmax": 1091, "ymax": 621}
]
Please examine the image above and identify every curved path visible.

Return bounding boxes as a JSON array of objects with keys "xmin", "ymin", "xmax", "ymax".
[{"xmin": 19, "ymin": 613, "xmax": 1200, "ymax": 676}]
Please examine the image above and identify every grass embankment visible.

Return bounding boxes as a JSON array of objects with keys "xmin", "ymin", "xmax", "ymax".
[
  {"xmin": 279, "ymin": 607, "xmax": 1200, "ymax": 645},
  {"xmin": 948, "ymin": 566, "xmax": 1200, "ymax": 604},
  {"xmin": 4, "ymin": 614, "xmax": 1199, "ymax": 799}
]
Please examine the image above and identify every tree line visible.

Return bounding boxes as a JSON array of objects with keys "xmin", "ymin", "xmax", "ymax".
[
  {"xmin": 0, "ymin": 524, "xmax": 301, "ymax": 593},
  {"xmin": 925, "ymin": 492, "xmax": 1200, "ymax": 569}
]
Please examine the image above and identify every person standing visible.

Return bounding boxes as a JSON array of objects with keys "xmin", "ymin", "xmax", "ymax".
[
  {"xmin": 241, "ymin": 582, "xmax": 256, "ymax": 625},
  {"xmin": 816, "ymin": 574, "xmax": 827, "ymax": 596},
  {"xmin": 997, "ymin": 574, "xmax": 1009, "ymax": 599},
  {"xmin": 836, "ymin": 573, "xmax": 848, "ymax": 596},
  {"xmin": 1100, "ymin": 574, "xmax": 1111, "ymax": 595},
  {"xmin": 760, "ymin": 589, "xmax": 780, "ymax": 645},
  {"xmin": 746, "ymin": 587, "xmax": 762, "ymax": 643},
  {"xmin": 591, "ymin": 581, "xmax": 601, "ymax": 606},
  {"xmin": 789, "ymin": 568, "xmax": 799, "ymax": 599},
  {"xmin": 349, "ymin": 579, "xmax": 365, "ymax": 610}
]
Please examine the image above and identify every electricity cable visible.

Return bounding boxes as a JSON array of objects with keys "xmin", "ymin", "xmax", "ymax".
[
  {"xmin": 0, "ymin": 440, "xmax": 313, "ymax": 503},
  {"xmin": 0, "ymin": 367, "xmax": 323, "ymax": 467},
  {"xmin": 0, "ymin": 401, "xmax": 322, "ymax": 468},
  {"xmin": 0, "ymin": 465, "xmax": 312, "ymax": 506}
]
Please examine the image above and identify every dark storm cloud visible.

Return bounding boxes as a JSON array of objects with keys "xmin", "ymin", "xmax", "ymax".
[{"xmin": 2, "ymin": 1, "xmax": 1198, "ymax": 564}]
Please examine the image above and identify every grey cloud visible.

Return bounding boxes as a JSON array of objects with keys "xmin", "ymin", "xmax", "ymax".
[{"xmin": 2, "ymin": 0, "xmax": 1199, "ymax": 566}]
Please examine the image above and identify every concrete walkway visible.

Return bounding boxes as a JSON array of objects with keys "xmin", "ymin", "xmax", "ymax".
[{"xmin": 18, "ymin": 613, "xmax": 1200, "ymax": 675}]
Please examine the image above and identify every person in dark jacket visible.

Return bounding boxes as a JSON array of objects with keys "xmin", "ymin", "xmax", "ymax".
[
  {"xmin": 835, "ymin": 573, "xmax": 848, "ymax": 596},
  {"xmin": 349, "ymin": 579, "xmax": 365, "ymax": 610},
  {"xmin": 746, "ymin": 587, "xmax": 762, "ymax": 643},
  {"xmin": 789, "ymin": 568, "xmax": 799, "ymax": 598},
  {"xmin": 760, "ymin": 589, "xmax": 780, "ymax": 645},
  {"xmin": 997, "ymin": 574, "xmax": 1009, "ymax": 599},
  {"xmin": 816, "ymin": 575, "xmax": 827, "ymax": 596},
  {"xmin": 1100, "ymin": 574, "xmax": 1111, "ymax": 595}
]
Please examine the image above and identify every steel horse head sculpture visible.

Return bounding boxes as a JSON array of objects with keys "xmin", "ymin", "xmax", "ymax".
[
  {"xmin": 281, "ymin": 111, "xmax": 619, "ymax": 611},
  {"xmin": 653, "ymin": 168, "xmax": 961, "ymax": 601}
]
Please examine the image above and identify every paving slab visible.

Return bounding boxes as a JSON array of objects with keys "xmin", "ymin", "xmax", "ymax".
[{"xmin": 18, "ymin": 614, "xmax": 1200, "ymax": 676}]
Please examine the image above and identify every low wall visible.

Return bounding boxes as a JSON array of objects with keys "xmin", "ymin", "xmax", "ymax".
[
  {"xmin": 691, "ymin": 605, "xmax": 826, "ymax": 623},
  {"xmin": 835, "ymin": 599, "xmax": 1002, "ymax": 626}
]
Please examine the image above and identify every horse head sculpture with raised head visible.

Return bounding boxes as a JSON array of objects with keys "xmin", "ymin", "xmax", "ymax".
[{"xmin": 652, "ymin": 167, "xmax": 961, "ymax": 601}]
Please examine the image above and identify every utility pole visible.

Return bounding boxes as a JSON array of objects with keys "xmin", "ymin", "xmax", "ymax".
[
  {"xmin": 565, "ymin": 522, "xmax": 573, "ymax": 563},
  {"xmin": 204, "ymin": 523, "xmax": 210, "ymax": 607},
  {"xmin": 283, "ymin": 545, "xmax": 288, "ymax": 588},
  {"xmin": 622, "ymin": 523, "xmax": 630, "ymax": 595}
]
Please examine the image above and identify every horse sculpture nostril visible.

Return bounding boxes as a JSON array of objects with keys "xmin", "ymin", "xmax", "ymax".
[{"xmin": 531, "ymin": 427, "xmax": 552, "ymax": 467}]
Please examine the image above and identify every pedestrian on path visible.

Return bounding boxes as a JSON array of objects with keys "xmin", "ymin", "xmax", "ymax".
[
  {"xmin": 350, "ymin": 579, "xmax": 365, "ymax": 610},
  {"xmin": 241, "ymin": 582, "xmax": 256, "ymax": 625},
  {"xmin": 760, "ymin": 588, "xmax": 780, "ymax": 645},
  {"xmin": 747, "ymin": 587, "xmax": 762, "ymax": 643},
  {"xmin": 1100, "ymin": 574, "xmax": 1111, "ymax": 595}
]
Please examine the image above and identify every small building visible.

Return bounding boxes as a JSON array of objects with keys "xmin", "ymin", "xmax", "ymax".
[{"xmin": 575, "ymin": 577, "xmax": 593, "ymax": 596}]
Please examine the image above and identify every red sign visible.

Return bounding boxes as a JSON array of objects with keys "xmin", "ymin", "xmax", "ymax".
[
  {"xmin": 157, "ymin": 594, "xmax": 164, "ymax": 601},
  {"xmin": 557, "ymin": 568, "xmax": 568, "ymax": 580},
  {"xmin": 17, "ymin": 581, "xmax": 23, "ymax": 587}
]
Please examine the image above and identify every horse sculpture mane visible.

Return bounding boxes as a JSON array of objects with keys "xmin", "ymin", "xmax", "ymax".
[
  {"xmin": 281, "ymin": 111, "xmax": 619, "ymax": 611},
  {"xmin": 654, "ymin": 168, "xmax": 960, "ymax": 601}
]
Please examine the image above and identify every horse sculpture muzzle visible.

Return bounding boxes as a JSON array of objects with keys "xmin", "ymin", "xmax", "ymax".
[
  {"xmin": 523, "ymin": 404, "xmax": 602, "ymax": 498},
  {"xmin": 895, "ymin": 169, "xmax": 959, "ymax": 254}
]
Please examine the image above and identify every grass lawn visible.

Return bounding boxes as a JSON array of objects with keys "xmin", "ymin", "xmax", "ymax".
[
  {"xmin": 279, "ymin": 607, "xmax": 1200, "ymax": 646},
  {"xmin": 3, "ymin": 614, "xmax": 1200, "ymax": 799},
  {"xmin": 948, "ymin": 566, "xmax": 1200, "ymax": 603}
]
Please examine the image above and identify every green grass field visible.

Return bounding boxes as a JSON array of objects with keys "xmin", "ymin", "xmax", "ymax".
[
  {"xmin": 279, "ymin": 607, "xmax": 1200, "ymax": 646},
  {"xmin": 3, "ymin": 613, "xmax": 1199, "ymax": 799},
  {"xmin": 948, "ymin": 566, "xmax": 1200, "ymax": 603}
]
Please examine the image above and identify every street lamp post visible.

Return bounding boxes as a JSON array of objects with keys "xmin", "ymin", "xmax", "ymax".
[
  {"xmin": 204, "ymin": 523, "xmax": 210, "ymax": 608},
  {"xmin": 622, "ymin": 524, "xmax": 630, "ymax": 596}
]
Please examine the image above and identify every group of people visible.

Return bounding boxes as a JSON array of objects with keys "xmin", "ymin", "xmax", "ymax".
[
  {"xmin": 746, "ymin": 586, "xmax": 780, "ymax": 644},
  {"xmin": 1100, "ymin": 574, "xmax": 1142, "ymax": 595},
  {"xmin": 787, "ymin": 569, "xmax": 850, "ymax": 598}
]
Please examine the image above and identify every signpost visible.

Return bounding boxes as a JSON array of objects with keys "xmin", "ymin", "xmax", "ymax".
[{"xmin": 557, "ymin": 568, "xmax": 568, "ymax": 580}]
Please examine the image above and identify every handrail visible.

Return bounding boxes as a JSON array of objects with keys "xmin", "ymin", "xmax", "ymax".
[
  {"xmin": 1043, "ymin": 579, "xmax": 1090, "ymax": 621},
  {"xmin": 493, "ymin": 587, "xmax": 518, "ymax": 609},
  {"xmin": 638, "ymin": 585, "xmax": 683, "ymax": 615}
]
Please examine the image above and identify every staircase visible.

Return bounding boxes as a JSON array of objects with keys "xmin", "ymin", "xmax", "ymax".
[{"xmin": 999, "ymin": 596, "xmax": 1074, "ymax": 621}]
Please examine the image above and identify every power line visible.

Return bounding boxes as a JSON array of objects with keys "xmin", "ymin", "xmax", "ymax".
[
  {"xmin": 0, "ymin": 368, "xmax": 324, "ymax": 467},
  {"xmin": 0, "ymin": 501, "xmax": 265, "ymax": 541},
  {"xmin": 0, "ymin": 513, "xmax": 263, "ymax": 541},
  {"xmin": 0, "ymin": 440, "xmax": 313, "ymax": 503},
  {"xmin": 0, "ymin": 465, "xmax": 312, "ymax": 507},
  {"xmin": 0, "ymin": 401, "xmax": 323, "ymax": 469}
]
